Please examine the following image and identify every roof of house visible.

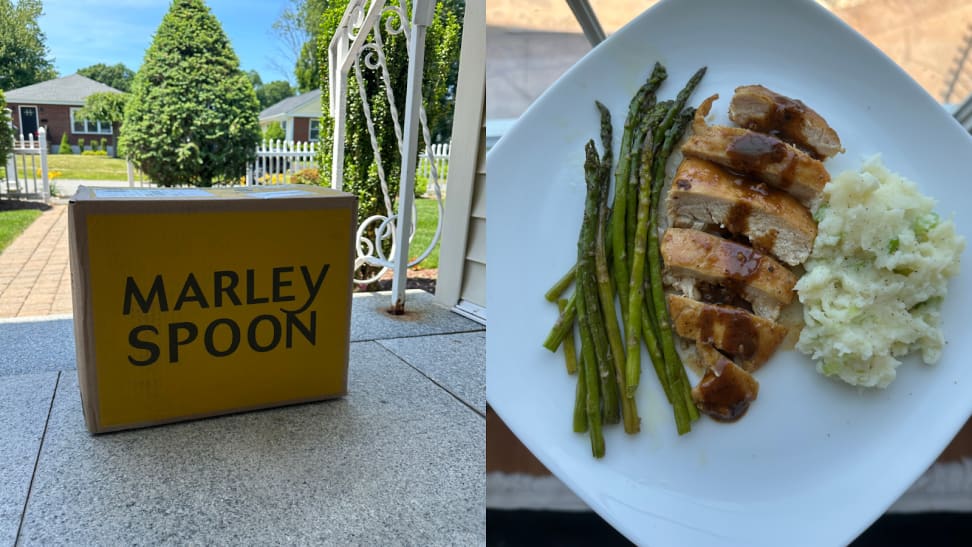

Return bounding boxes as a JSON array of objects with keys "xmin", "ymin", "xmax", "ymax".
[
  {"xmin": 4, "ymin": 74, "xmax": 122, "ymax": 105},
  {"xmin": 259, "ymin": 89, "xmax": 322, "ymax": 120}
]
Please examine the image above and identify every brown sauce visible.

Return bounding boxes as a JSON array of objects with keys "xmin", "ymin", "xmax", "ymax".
[
  {"xmin": 692, "ymin": 357, "xmax": 758, "ymax": 422},
  {"xmin": 739, "ymin": 90, "xmax": 823, "ymax": 159},
  {"xmin": 725, "ymin": 132, "xmax": 798, "ymax": 189},
  {"xmin": 751, "ymin": 229, "xmax": 779, "ymax": 256},
  {"xmin": 697, "ymin": 281, "xmax": 752, "ymax": 312},
  {"xmin": 725, "ymin": 201, "xmax": 752, "ymax": 237},
  {"xmin": 697, "ymin": 305, "xmax": 759, "ymax": 361}
]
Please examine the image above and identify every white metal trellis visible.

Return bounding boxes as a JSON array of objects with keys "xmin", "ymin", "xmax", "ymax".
[{"xmin": 328, "ymin": 0, "xmax": 444, "ymax": 313}]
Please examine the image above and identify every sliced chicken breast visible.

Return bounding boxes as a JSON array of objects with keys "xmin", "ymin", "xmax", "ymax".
[
  {"xmin": 667, "ymin": 157, "xmax": 817, "ymax": 266},
  {"xmin": 667, "ymin": 294, "xmax": 787, "ymax": 371},
  {"xmin": 690, "ymin": 341, "xmax": 760, "ymax": 422},
  {"xmin": 729, "ymin": 84, "xmax": 843, "ymax": 160},
  {"xmin": 681, "ymin": 95, "xmax": 829, "ymax": 209},
  {"xmin": 661, "ymin": 227, "xmax": 796, "ymax": 319}
]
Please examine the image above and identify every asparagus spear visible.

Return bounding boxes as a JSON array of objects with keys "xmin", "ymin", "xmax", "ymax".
[
  {"xmin": 580, "ymin": 142, "xmax": 620, "ymax": 425},
  {"xmin": 595, "ymin": 101, "xmax": 612, "ymax": 173},
  {"xmin": 573, "ymin": 352, "xmax": 589, "ymax": 433},
  {"xmin": 648, "ymin": 107, "xmax": 701, "ymax": 433},
  {"xmin": 542, "ymin": 291, "xmax": 576, "ymax": 352},
  {"xmin": 558, "ymin": 298, "xmax": 579, "ymax": 375},
  {"xmin": 544, "ymin": 265, "xmax": 576, "ymax": 303},
  {"xmin": 623, "ymin": 108, "xmax": 660, "ymax": 397},
  {"xmin": 610, "ymin": 64, "xmax": 667, "ymax": 319},
  {"xmin": 593, "ymin": 154, "xmax": 639, "ymax": 433},
  {"xmin": 625, "ymin": 101, "xmax": 669, "ymax": 274},
  {"xmin": 574, "ymin": 150, "xmax": 607, "ymax": 455},
  {"xmin": 576, "ymin": 302, "xmax": 604, "ymax": 457}
]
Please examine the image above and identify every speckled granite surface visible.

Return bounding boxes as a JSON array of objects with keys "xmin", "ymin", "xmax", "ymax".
[{"xmin": 0, "ymin": 291, "xmax": 485, "ymax": 545}]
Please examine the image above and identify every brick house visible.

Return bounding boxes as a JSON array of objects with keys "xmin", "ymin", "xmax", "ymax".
[
  {"xmin": 4, "ymin": 74, "xmax": 123, "ymax": 152},
  {"xmin": 258, "ymin": 89, "xmax": 322, "ymax": 142}
]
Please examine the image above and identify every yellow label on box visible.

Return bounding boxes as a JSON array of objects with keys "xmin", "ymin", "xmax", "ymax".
[{"xmin": 85, "ymin": 207, "xmax": 352, "ymax": 428}]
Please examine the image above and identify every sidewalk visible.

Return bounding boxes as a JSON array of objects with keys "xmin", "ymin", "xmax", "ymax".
[
  {"xmin": 0, "ymin": 179, "xmax": 150, "ymax": 318},
  {"xmin": 0, "ymin": 205, "xmax": 70, "ymax": 318},
  {"xmin": 0, "ymin": 290, "xmax": 485, "ymax": 544}
]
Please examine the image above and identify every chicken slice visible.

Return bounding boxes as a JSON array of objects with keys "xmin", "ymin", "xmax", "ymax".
[
  {"xmin": 729, "ymin": 84, "xmax": 843, "ymax": 160},
  {"xmin": 667, "ymin": 157, "xmax": 817, "ymax": 266},
  {"xmin": 682, "ymin": 95, "xmax": 829, "ymax": 209},
  {"xmin": 667, "ymin": 294, "xmax": 787, "ymax": 371},
  {"xmin": 661, "ymin": 227, "xmax": 796, "ymax": 319},
  {"xmin": 691, "ymin": 341, "xmax": 760, "ymax": 422}
]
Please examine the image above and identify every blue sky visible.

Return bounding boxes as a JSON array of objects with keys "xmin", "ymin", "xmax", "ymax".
[{"xmin": 39, "ymin": 0, "xmax": 300, "ymax": 84}]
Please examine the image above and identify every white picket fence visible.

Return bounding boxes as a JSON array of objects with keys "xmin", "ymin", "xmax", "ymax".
[
  {"xmin": 244, "ymin": 139, "xmax": 449, "ymax": 189},
  {"xmin": 2, "ymin": 127, "xmax": 49, "ymax": 200},
  {"xmin": 246, "ymin": 140, "xmax": 317, "ymax": 185},
  {"xmin": 417, "ymin": 142, "xmax": 450, "ymax": 184}
]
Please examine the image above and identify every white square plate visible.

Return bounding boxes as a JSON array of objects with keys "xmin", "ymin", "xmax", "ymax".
[{"xmin": 486, "ymin": 0, "xmax": 972, "ymax": 544}]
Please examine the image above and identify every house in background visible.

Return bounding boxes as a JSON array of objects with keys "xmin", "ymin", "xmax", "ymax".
[
  {"xmin": 4, "ymin": 74, "xmax": 122, "ymax": 152},
  {"xmin": 258, "ymin": 89, "xmax": 322, "ymax": 142}
]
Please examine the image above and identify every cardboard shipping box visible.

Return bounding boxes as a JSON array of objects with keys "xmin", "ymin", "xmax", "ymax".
[{"xmin": 69, "ymin": 185, "xmax": 356, "ymax": 433}]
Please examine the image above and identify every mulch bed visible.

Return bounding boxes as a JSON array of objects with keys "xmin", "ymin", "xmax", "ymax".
[
  {"xmin": 354, "ymin": 268, "xmax": 437, "ymax": 294},
  {"xmin": 0, "ymin": 200, "xmax": 51, "ymax": 212}
]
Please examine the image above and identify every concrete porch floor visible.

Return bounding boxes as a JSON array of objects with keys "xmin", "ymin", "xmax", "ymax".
[{"xmin": 0, "ymin": 290, "xmax": 485, "ymax": 545}]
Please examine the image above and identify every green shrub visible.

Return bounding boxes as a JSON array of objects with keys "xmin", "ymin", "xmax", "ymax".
[
  {"xmin": 317, "ymin": 0, "xmax": 461, "ymax": 279},
  {"xmin": 92, "ymin": 139, "xmax": 101, "ymax": 152},
  {"xmin": 263, "ymin": 121, "xmax": 285, "ymax": 142},
  {"xmin": 77, "ymin": 138, "xmax": 85, "ymax": 151},
  {"xmin": 414, "ymin": 173, "xmax": 429, "ymax": 197},
  {"xmin": 120, "ymin": 0, "xmax": 260, "ymax": 186},
  {"xmin": 100, "ymin": 137, "xmax": 108, "ymax": 150},
  {"xmin": 0, "ymin": 90, "xmax": 12, "ymax": 165},
  {"xmin": 58, "ymin": 132, "xmax": 72, "ymax": 154}
]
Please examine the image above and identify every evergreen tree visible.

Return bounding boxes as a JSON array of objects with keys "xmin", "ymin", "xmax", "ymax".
[
  {"xmin": 0, "ymin": 90, "xmax": 13, "ymax": 165},
  {"xmin": 119, "ymin": 0, "xmax": 260, "ymax": 187}
]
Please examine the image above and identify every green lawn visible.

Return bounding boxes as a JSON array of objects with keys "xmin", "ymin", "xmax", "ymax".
[
  {"xmin": 0, "ymin": 209, "xmax": 42, "ymax": 252},
  {"xmin": 46, "ymin": 155, "xmax": 130, "ymax": 181},
  {"xmin": 29, "ymin": 154, "xmax": 442, "ymax": 269},
  {"xmin": 410, "ymin": 197, "xmax": 441, "ymax": 270}
]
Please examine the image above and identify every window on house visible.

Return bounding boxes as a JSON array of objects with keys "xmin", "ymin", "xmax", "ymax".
[
  {"xmin": 309, "ymin": 119, "xmax": 320, "ymax": 142},
  {"xmin": 69, "ymin": 107, "xmax": 113, "ymax": 134}
]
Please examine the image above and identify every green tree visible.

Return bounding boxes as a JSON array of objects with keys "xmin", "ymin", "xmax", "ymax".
[
  {"xmin": 120, "ymin": 0, "xmax": 261, "ymax": 187},
  {"xmin": 257, "ymin": 80, "xmax": 295, "ymax": 109},
  {"xmin": 77, "ymin": 62, "xmax": 135, "ymax": 92},
  {"xmin": 0, "ymin": 0, "xmax": 57, "ymax": 90},
  {"xmin": 318, "ymin": 1, "xmax": 462, "ymax": 201},
  {"xmin": 76, "ymin": 91, "xmax": 127, "ymax": 156},
  {"xmin": 316, "ymin": 1, "xmax": 461, "ymax": 279},
  {"xmin": 247, "ymin": 70, "xmax": 295, "ymax": 109},
  {"xmin": 293, "ymin": 0, "xmax": 463, "ymax": 98},
  {"xmin": 0, "ymin": 90, "xmax": 13, "ymax": 166},
  {"xmin": 263, "ymin": 121, "xmax": 285, "ymax": 142},
  {"xmin": 272, "ymin": 0, "xmax": 327, "ymax": 91}
]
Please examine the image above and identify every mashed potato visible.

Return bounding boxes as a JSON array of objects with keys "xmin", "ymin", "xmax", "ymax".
[{"xmin": 796, "ymin": 156, "xmax": 964, "ymax": 388}]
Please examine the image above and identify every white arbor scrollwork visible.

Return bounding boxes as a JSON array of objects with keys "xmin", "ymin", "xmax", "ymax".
[{"xmin": 328, "ymin": 0, "xmax": 444, "ymax": 312}]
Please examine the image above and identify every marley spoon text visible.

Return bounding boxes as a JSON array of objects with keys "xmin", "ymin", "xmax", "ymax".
[{"xmin": 123, "ymin": 264, "xmax": 330, "ymax": 365}]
